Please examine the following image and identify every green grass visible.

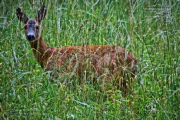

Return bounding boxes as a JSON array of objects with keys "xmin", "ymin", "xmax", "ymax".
[{"xmin": 0, "ymin": 0, "xmax": 180, "ymax": 119}]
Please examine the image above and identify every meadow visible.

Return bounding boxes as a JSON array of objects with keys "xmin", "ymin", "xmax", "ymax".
[{"xmin": 0, "ymin": 0, "xmax": 179, "ymax": 119}]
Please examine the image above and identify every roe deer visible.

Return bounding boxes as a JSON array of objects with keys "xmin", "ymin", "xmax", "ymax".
[{"xmin": 16, "ymin": 4, "xmax": 138, "ymax": 95}]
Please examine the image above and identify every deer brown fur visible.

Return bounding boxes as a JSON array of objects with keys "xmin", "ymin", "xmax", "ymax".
[{"xmin": 16, "ymin": 4, "xmax": 138, "ymax": 95}]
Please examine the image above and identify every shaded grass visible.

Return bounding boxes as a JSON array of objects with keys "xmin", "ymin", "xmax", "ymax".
[{"xmin": 0, "ymin": 0, "xmax": 180, "ymax": 119}]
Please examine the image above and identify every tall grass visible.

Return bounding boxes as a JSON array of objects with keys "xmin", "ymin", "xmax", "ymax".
[{"xmin": 0, "ymin": 0, "xmax": 179, "ymax": 119}]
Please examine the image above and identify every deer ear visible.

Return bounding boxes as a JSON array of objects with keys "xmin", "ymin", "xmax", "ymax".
[
  {"xmin": 16, "ymin": 7, "xmax": 29, "ymax": 24},
  {"xmin": 35, "ymin": 4, "xmax": 47, "ymax": 23}
]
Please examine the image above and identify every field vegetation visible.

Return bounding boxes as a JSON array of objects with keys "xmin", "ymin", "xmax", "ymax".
[{"xmin": 0, "ymin": 0, "xmax": 179, "ymax": 119}]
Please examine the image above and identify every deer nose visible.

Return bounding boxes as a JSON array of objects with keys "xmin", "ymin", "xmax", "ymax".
[{"xmin": 27, "ymin": 33, "xmax": 35, "ymax": 41}]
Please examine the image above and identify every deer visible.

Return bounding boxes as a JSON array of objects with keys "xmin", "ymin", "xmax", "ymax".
[{"xmin": 16, "ymin": 4, "xmax": 138, "ymax": 96}]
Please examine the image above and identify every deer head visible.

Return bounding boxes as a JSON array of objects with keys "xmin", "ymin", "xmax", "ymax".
[{"xmin": 16, "ymin": 4, "xmax": 47, "ymax": 42}]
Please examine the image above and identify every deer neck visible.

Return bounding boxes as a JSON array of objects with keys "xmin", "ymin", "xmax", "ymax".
[{"xmin": 29, "ymin": 35, "xmax": 51, "ymax": 69}]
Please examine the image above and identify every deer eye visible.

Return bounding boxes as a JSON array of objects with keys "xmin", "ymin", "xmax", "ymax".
[
  {"xmin": 35, "ymin": 26, "xmax": 39, "ymax": 30},
  {"xmin": 24, "ymin": 25, "xmax": 27, "ymax": 30}
]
